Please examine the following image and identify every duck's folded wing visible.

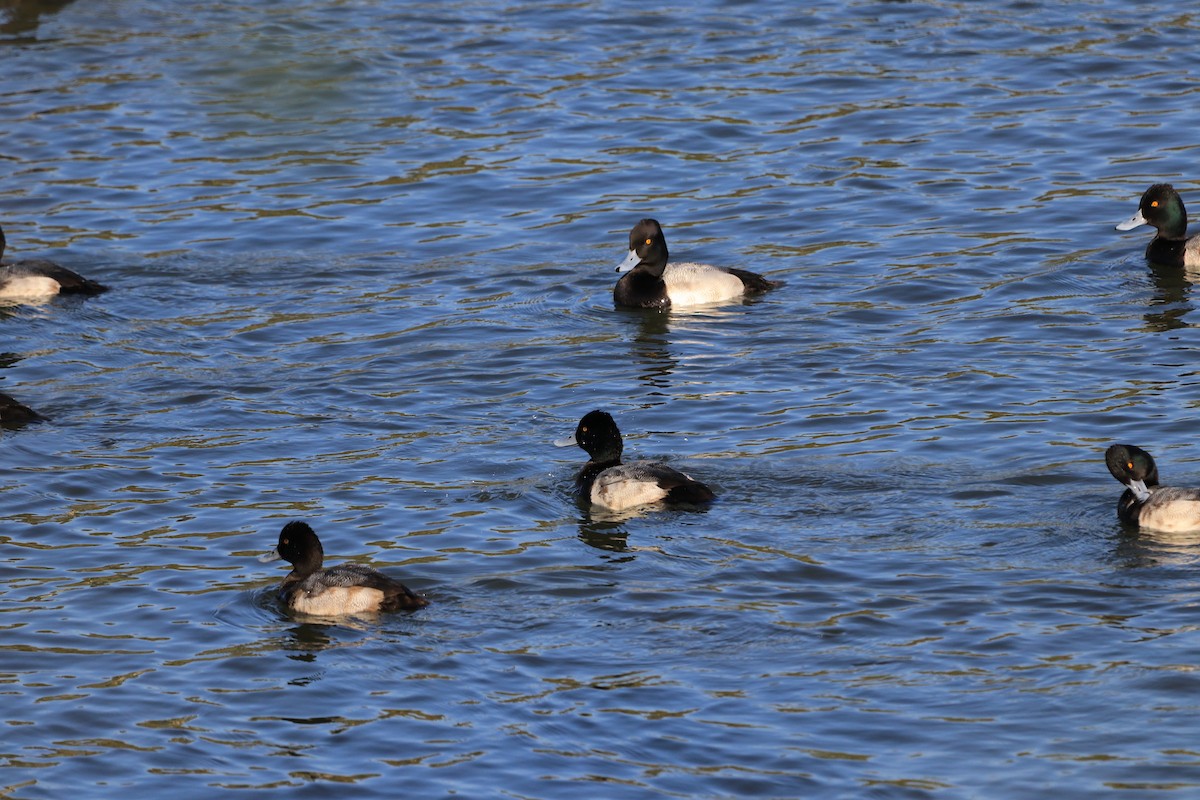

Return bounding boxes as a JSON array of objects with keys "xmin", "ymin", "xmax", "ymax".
[
  {"xmin": 311, "ymin": 563, "xmax": 390, "ymax": 591},
  {"xmin": 597, "ymin": 461, "xmax": 715, "ymax": 505},
  {"xmin": 308, "ymin": 563, "xmax": 427, "ymax": 609}
]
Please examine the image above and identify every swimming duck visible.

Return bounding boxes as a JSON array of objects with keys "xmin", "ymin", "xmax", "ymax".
[
  {"xmin": 1105, "ymin": 443, "xmax": 1200, "ymax": 532},
  {"xmin": 259, "ymin": 521, "xmax": 428, "ymax": 615},
  {"xmin": 1115, "ymin": 184, "xmax": 1200, "ymax": 267},
  {"xmin": 0, "ymin": 391, "xmax": 44, "ymax": 428},
  {"xmin": 0, "ymin": 224, "xmax": 108, "ymax": 300},
  {"xmin": 614, "ymin": 218, "xmax": 779, "ymax": 309},
  {"xmin": 555, "ymin": 409, "xmax": 715, "ymax": 511}
]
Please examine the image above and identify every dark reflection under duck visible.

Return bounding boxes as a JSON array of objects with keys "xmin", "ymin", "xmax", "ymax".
[
  {"xmin": 1139, "ymin": 258, "xmax": 1194, "ymax": 332},
  {"xmin": 0, "ymin": 0, "xmax": 76, "ymax": 38}
]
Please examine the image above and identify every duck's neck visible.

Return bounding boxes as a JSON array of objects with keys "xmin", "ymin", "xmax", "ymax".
[
  {"xmin": 616, "ymin": 269, "xmax": 669, "ymax": 309},
  {"xmin": 1158, "ymin": 202, "xmax": 1189, "ymax": 239},
  {"xmin": 1117, "ymin": 489, "xmax": 1141, "ymax": 524},
  {"xmin": 578, "ymin": 456, "xmax": 620, "ymax": 490},
  {"xmin": 285, "ymin": 553, "xmax": 323, "ymax": 583},
  {"xmin": 1147, "ymin": 236, "xmax": 1189, "ymax": 267}
]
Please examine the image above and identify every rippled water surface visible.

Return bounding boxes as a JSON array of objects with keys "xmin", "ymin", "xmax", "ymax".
[{"xmin": 5, "ymin": 1, "xmax": 1200, "ymax": 797}]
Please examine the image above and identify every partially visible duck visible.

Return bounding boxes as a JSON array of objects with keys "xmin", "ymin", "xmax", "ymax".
[
  {"xmin": 0, "ymin": 224, "xmax": 108, "ymax": 300},
  {"xmin": 0, "ymin": 391, "xmax": 44, "ymax": 428},
  {"xmin": 555, "ymin": 409, "xmax": 715, "ymax": 511},
  {"xmin": 259, "ymin": 521, "xmax": 428, "ymax": 615},
  {"xmin": 1105, "ymin": 443, "xmax": 1200, "ymax": 532},
  {"xmin": 614, "ymin": 218, "xmax": 779, "ymax": 309},
  {"xmin": 1115, "ymin": 184, "xmax": 1200, "ymax": 267}
]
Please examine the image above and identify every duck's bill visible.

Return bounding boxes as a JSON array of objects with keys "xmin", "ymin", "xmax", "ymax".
[
  {"xmin": 258, "ymin": 548, "xmax": 282, "ymax": 563},
  {"xmin": 1127, "ymin": 478, "xmax": 1152, "ymax": 502},
  {"xmin": 615, "ymin": 249, "xmax": 640, "ymax": 273},
  {"xmin": 553, "ymin": 434, "xmax": 578, "ymax": 448},
  {"xmin": 1116, "ymin": 210, "xmax": 1147, "ymax": 231}
]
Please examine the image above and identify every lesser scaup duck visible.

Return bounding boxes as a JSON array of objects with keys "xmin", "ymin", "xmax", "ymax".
[
  {"xmin": 555, "ymin": 409, "xmax": 715, "ymax": 511},
  {"xmin": 1105, "ymin": 443, "xmax": 1200, "ymax": 532},
  {"xmin": 1115, "ymin": 184, "xmax": 1200, "ymax": 267},
  {"xmin": 259, "ymin": 521, "xmax": 428, "ymax": 615},
  {"xmin": 0, "ymin": 391, "xmax": 44, "ymax": 428},
  {"xmin": 614, "ymin": 218, "xmax": 779, "ymax": 309},
  {"xmin": 0, "ymin": 224, "xmax": 108, "ymax": 300}
]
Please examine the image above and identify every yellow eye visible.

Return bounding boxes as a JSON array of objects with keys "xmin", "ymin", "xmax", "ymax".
[
  {"xmin": 581, "ymin": 426, "xmax": 588, "ymax": 433},
  {"xmin": 1151, "ymin": 201, "xmax": 1159, "ymax": 208},
  {"xmin": 644, "ymin": 238, "xmax": 652, "ymax": 245},
  {"xmin": 1127, "ymin": 461, "xmax": 1133, "ymax": 470}
]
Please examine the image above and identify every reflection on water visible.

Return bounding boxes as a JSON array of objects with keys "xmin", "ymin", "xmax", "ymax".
[
  {"xmin": 1138, "ymin": 259, "xmax": 1196, "ymax": 332},
  {"xmin": 0, "ymin": 0, "xmax": 74, "ymax": 39},
  {"xmin": 576, "ymin": 519, "xmax": 632, "ymax": 552},
  {"xmin": 1111, "ymin": 522, "xmax": 1200, "ymax": 568}
]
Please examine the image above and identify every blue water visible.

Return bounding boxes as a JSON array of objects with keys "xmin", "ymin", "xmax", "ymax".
[{"xmin": 5, "ymin": 1, "xmax": 1200, "ymax": 797}]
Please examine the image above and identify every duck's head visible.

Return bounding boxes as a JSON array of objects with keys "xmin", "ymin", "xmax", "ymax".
[
  {"xmin": 555, "ymin": 409, "xmax": 624, "ymax": 462},
  {"xmin": 259, "ymin": 520, "xmax": 325, "ymax": 575},
  {"xmin": 1116, "ymin": 184, "xmax": 1188, "ymax": 239},
  {"xmin": 1105, "ymin": 443, "xmax": 1160, "ymax": 502},
  {"xmin": 616, "ymin": 219, "xmax": 669, "ymax": 277}
]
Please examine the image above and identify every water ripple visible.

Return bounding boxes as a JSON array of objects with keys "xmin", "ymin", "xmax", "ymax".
[{"xmin": 6, "ymin": 0, "xmax": 1200, "ymax": 797}]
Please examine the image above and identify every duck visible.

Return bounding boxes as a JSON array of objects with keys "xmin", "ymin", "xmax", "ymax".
[
  {"xmin": 1105, "ymin": 443, "xmax": 1200, "ymax": 532},
  {"xmin": 0, "ymin": 391, "xmax": 44, "ymax": 428},
  {"xmin": 258, "ymin": 521, "xmax": 428, "ymax": 615},
  {"xmin": 1114, "ymin": 184, "xmax": 1200, "ymax": 268},
  {"xmin": 555, "ymin": 409, "xmax": 715, "ymax": 512},
  {"xmin": 614, "ymin": 218, "xmax": 780, "ymax": 309},
  {"xmin": 0, "ymin": 224, "xmax": 108, "ymax": 300}
]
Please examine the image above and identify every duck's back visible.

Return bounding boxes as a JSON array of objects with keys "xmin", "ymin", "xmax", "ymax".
[
  {"xmin": 1184, "ymin": 237, "xmax": 1200, "ymax": 268},
  {"xmin": 1137, "ymin": 486, "xmax": 1200, "ymax": 532},
  {"xmin": 591, "ymin": 460, "xmax": 714, "ymax": 511},
  {"xmin": 285, "ymin": 563, "xmax": 426, "ymax": 614},
  {"xmin": 1, "ymin": 259, "xmax": 107, "ymax": 297},
  {"xmin": 0, "ymin": 266, "xmax": 63, "ymax": 299}
]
